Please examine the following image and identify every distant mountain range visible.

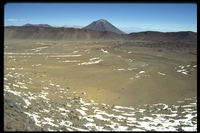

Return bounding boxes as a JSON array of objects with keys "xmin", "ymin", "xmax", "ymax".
[
  {"xmin": 22, "ymin": 23, "xmax": 52, "ymax": 27},
  {"xmin": 4, "ymin": 19, "xmax": 197, "ymax": 43},
  {"xmin": 21, "ymin": 19, "xmax": 126, "ymax": 34},
  {"xmin": 83, "ymin": 19, "xmax": 126, "ymax": 34},
  {"xmin": 62, "ymin": 25, "xmax": 83, "ymax": 28},
  {"xmin": 7, "ymin": 19, "xmax": 197, "ymax": 35},
  {"xmin": 4, "ymin": 25, "xmax": 197, "ymax": 44}
]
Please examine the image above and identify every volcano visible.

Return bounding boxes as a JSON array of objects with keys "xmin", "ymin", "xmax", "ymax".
[{"xmin": 83, "ymin": 19, "xmax": 125, "ymax": 34}]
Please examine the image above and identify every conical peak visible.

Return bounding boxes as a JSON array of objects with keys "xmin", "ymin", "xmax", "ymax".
[
  {"xmin": 83, "ymin": 19, "xmax": 125, "ymax": 34},
  {"xmin": 96, "ymin": 19, "xmax": 107, "ymax": 23},
  {"xmin": 98, "ymin": 19, "xmax": 106, "ymax": 21},
  {"xmin": 95, "ymin": 19, "xmax": 109, "ymax": 26}
]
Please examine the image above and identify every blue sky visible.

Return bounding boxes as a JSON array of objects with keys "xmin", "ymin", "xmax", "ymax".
[{"xmin": 4, "ymin": 3, "xmax": 197, "ymax": 33}]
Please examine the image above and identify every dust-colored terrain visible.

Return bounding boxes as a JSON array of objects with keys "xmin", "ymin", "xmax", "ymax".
[{"xmin": 4, "ymin": 27, "xmax": 197, "ymax": 131}]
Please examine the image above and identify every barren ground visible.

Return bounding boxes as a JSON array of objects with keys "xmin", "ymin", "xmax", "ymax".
[{"xmin": 4, "ymin": 40, "xmax": 197, "ymax": 131}]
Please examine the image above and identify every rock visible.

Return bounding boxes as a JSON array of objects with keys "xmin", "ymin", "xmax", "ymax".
[
  {"xmin": 42, "ymin": 127, "xmax": 49, "ymax": 131},
  {"xmin": 177, "ymin": 127, "xmax": 184, "ymax": 132},
  {"xmin": 14, "ymin": 108, "xmax": 21, "ymax": 113},
  {"xmin": 12, "ymin": 111, "xmax": 17, "ymax": 116},
  {"xmin": 60, "ymin": 127, "xmax": 68, "ymax": 131},
  {"xmin": 5, "ymin": 99, "xmax": 19, "ymax": 109},
  {"xmin": 16, "ymin": 104, "xmax": 21, "ymax": 109},
  {"xmin": 28, "ymin": 117, "xmax": 35, "ymax": 124},
  {"xmin": 8, "ymin": 102, "xmax": 14, "ymax": 108},
  {"xmin": 6, "ymin": 122, "xmax": 14, "ymax": 129},
  {"xmin": 73, "ymin": 114, "xmax": 80, "ymax": 121},
  {"xmin": 5, "ymin": 112, "xmax": 12, "ymax": 118},
  {"xmin": 14, "ymin": 128, "xmax": 20, "ymax": 131}
]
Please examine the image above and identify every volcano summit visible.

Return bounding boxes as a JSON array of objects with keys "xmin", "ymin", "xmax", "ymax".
[{"xmin": 83, "ymin": 19, "xmax": 125, "ymax": 34}]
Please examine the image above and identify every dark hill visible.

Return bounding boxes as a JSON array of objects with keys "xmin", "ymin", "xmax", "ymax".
[{"xmin": 126, "ymin": 31, "xmax": 197, "ymax": 43}]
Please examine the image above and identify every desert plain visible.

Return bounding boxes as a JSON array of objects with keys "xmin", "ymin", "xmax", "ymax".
[{"xmin": 4, "ymin": 36, "xmax": 197, "ymax": 131}]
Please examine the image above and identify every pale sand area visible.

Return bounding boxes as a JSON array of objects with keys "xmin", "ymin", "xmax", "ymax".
[{"xmin": 4, "ymin": 40, "xmax": 197, "ymax": 107}]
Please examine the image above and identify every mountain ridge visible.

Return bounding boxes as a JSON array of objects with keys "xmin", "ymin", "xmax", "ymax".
[
  {"xmin": 22, "ymin": 23, "xmax": 52, "ymax": 27},
  {"xmin": 4, "ymin": 25, "xmax": 197, "ymax": 43}
]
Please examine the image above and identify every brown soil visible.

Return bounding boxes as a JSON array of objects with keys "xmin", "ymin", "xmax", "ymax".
[{"xmin": 4, "ymin": 39, "xmax": 197, "ymax": 131}]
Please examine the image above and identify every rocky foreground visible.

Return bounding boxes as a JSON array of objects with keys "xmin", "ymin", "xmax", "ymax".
[{"xmin": 4, "ymin": 69, "xmax": 197, "ymax": 131}]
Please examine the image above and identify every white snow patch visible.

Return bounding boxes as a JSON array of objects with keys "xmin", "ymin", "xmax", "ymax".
[
  {"xmin": 76, "ymin": 109, "xmax": 87, "ymax": 115},
  {"xmin": 101, "ymin": 48, "xmax": 109, "ymax": 54},
  {"xmin": 139, "ymin": 71, "xmax": 145, "ymax": 73},
  {"xmin": 59, "ymin": 60, "xmax": 80, "ymax": 62},
  {"xmin": 50, "ymin": 55, "xmax": 81, "ymax": 57},
  {"xmin": 78, "ymin": 59, "xmax": 103, "ymax": 65},
  {"xmin": 158, "ymin": 72, "xmax": 165, "ymax": 75}
]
